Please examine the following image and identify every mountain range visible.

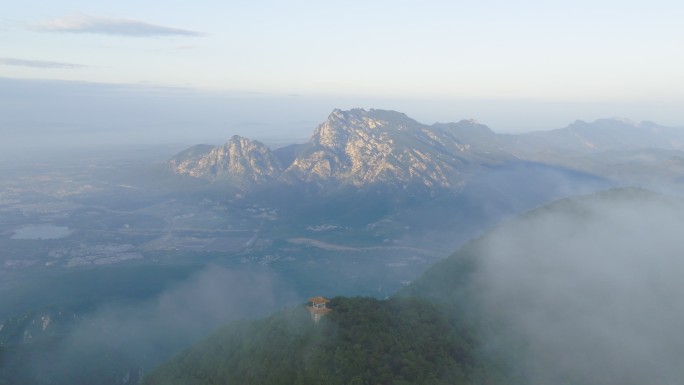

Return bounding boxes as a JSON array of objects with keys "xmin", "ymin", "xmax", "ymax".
[{"xmin": 169, "ymin": 108, "xmax": 684, "ymax": 190}]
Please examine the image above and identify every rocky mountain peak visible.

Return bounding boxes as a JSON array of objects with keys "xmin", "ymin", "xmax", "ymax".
[
  {"xmin": 284, "ymin": 109, "xmax": 469, "ymax": 188},
  {"xmin": 168, "ymin": 108, "xmax": 683, "ymax": 190},
  {"xmin": 310, "ymin": 109, "xmax": 401, "ymax": 152},
  {"xmin": 221, "ymin": 136, "xmax": 282, "ymax": 181},
  {"xmin": 324, "ymin": 108, "xmax": 418, "ymax": 129},
  {"xmin": 170, "ymin": 135, "xmax": 281, "ymax": 182},
  {"xmin": 438, "ymin": 119, "xmax": 494, "ymax": 133},
  {"xmin": 169, "ymin": 108, "xmax": 489, "ymax": 189},
  {"xmin": 431, "ymin": 120, "xmax": 497, "ymax": 147}
]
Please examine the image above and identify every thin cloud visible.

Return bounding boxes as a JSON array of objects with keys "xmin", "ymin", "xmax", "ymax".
[
  {"xmin": 32, "ymin": 14, "xmax": 204, "ymax": 37},
  {"xmin": 0, "ymin": 57, "xmax": 86, "ymax": 69}
]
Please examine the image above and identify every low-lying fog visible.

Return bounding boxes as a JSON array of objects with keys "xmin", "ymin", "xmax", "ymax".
[{"xmin": 474, "ymin": 190, "xmax": 684, "ymax": 384}]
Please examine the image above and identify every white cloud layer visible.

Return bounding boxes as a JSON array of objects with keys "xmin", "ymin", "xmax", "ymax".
[
  {"xmin": 32, "ymin": 14, "xmax": 204, "ymax": 37},
  {"xmin": 0, "ymin": 57, "xmax": 85, "ymax": 69},
  {"xmin": 475, "ymin": 190, "xmax": 684, "ymax": 384}
]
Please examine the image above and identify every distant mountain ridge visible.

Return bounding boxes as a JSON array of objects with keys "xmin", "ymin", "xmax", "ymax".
[
  {"xmin": 520, "ymin": 118, "xmax": 684, "ymax": 153},
  {"xmin": 169, "ymin": 108, "xmax": 684, "ymax": 188}
]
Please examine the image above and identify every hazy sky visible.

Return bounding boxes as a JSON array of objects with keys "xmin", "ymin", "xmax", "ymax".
[{"xmin": 2, "ymin": 0, "xmax": 684, "ymax": 145}]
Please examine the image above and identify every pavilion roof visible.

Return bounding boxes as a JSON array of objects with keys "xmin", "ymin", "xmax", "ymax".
[{"xmin": 308, "ymin": 296, "xmax": 330, "ymax": 304}]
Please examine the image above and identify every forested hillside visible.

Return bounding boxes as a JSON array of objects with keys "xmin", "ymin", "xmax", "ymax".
[{"xmin": 142, "ymin": 297, "xmax": 502, "ymax": 385}]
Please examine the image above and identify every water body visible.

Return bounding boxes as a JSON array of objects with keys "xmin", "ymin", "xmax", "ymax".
[{"xmin": 12, "ymin": 224, "xmax": 72, "ymax": 240}]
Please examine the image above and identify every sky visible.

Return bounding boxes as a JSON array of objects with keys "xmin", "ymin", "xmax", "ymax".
[{"xmin": 2, "ymin": 0, "xmax": 684, "ymax": 147}]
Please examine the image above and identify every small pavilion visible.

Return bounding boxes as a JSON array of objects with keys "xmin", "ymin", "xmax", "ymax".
[{"xmin": 306, "ymin": 296, "xmax": 332, "ymax": 323}]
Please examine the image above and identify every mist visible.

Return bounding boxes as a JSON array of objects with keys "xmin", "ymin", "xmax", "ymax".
[
  {"xmin": 3, "ymin": 77, "xmax": 683, "ymax": 157},
  {"xmin": 473, "ymin": 189, "xmax": 684, "ymax": 384},
  {"xmin": 11, "ymin": 265, "xmax": 298, "ymax": 384}
]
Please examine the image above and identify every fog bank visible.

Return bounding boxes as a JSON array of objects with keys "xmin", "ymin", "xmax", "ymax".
[
  {"xmin": 475, "ymin": 190, "xmax": 684, "ymax": 384},
  {"xmin": 17, "ymin": 265, "xmax": 297, "ymax": 384}
]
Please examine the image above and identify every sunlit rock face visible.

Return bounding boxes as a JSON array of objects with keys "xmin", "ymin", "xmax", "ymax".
[
  {"xmin": 169, "ymin": 108, "xmax": 684, "ymax": 189},
  {"xmin": 283, "ymin": 108, "xmax": 475, "ymax": 188},
  {"xmin": 170, "ymin": 136, "xmax": 282, "ymax": 183},
  {"xmin": 170, "ymin": 108, "xmax": 479, "ymax": 188},
  {"xmin": 167, "ymin": 108, "xmax": 538, "ymax": 189}
]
